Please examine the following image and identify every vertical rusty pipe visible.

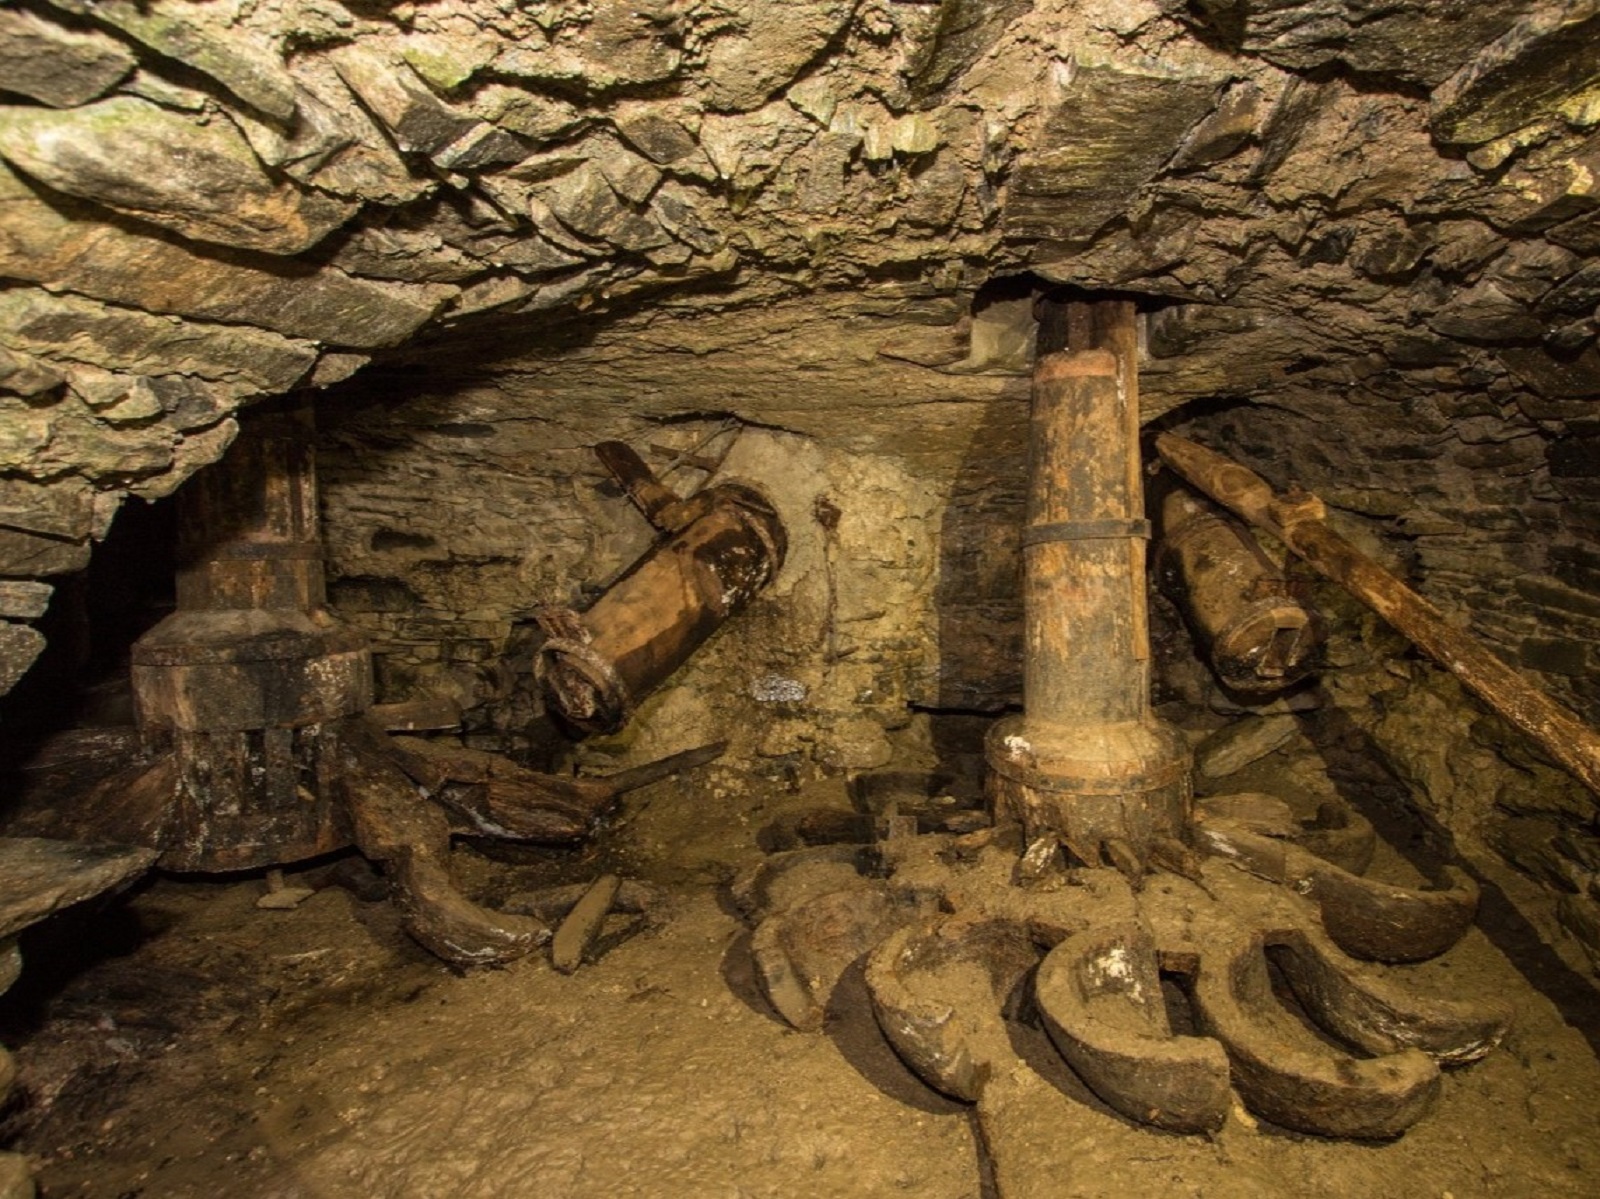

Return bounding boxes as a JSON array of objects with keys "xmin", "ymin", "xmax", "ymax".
[{"xmin": 986, "ymin": 300, "xmax": 1190, "ymax": 869}]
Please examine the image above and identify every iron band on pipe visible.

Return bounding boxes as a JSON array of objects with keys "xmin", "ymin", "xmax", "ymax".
[{"xmin": 1022, "ymin": 519, "xmax": 1152, "ymax": 547}]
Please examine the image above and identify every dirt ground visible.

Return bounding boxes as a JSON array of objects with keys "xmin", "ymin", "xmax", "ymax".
[{"xmin": 3, "ymin": 728, "xmax": 1600, "ymax": 1199}]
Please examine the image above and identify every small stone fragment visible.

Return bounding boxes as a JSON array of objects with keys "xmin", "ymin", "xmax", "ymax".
[
  {"xmin": 0, "ymin": 622, "xmax": 45, "ymax": 692},
  {"xmin": 0, "ymin": 530, "xmax": 90, "ymax": 578},
  {"xmin": 1169, "ymin": 81, "xmax": 1260, "ymax": 171},
  {"xmin": 0, "ymin": 477, "xmax": 92, "ymax": 541},
  {"xmin": 652, "ymin": 182, "xmax": 728, "ymax": 253},
  {"xmin": 329, "ymin": 45, "xmax": 481, "ymax": 157},
  {"xmin": 891, "ymin": 114, "xmax": 941, "ymax": 156},
  {"xmin": 1432, "ymin": 5, "xmax": 1600, "ymax": 146},
  {"xmin": 551, "ymin": 873, "xmax": 622, "ymax": 974},
  {"xmin": 588, "ymin": 140, "xmax": 663, "ymax": 205},
  {"xmin": 0, "ymin": 8, "xmax": 134, "ymax": 108},
  {"xmin": 491, "ymin": 3, "xmax": 683, "ymax": 92},
  {"xmin": 861, "ymin": 123, "xmax": 895, "ymax": 162},
  {"xmin": 1196, "ymin": 714, "xmax": 1301, "ymax": 779},
  {"xmin": 0, "ymin": 98, "xmax": 353, "ymax": 255},
  {"xmin": 786, "ymin": 77, "xmax": 837, "ymax": 127},
  {"xmin": 0, "ymin": 347, "xmax": 62, "ymax": 399},
  {"xmin": 902, "ymin": 0, "xmax": 1034, "ymax": 100},
  {"xmin": 400, "ymin": 32, "xmax": 498, "ymax": 95},
  {"xmin": 478, "ymin": 87, "xmax": 587, "ymax": 144},
  {"xmin": 450, "ymin": 275, "xmax": 537, "ymax": 317},
  {"xmin": 539, "ymin": 161, "xmax": 670, "ymax": 250},
  {"xmin": 1427, "ymin": 281, "xmax": 1543, "ymax": 343},
  {"xmin": 1352, "ymin": 224, "xmax": 1435, "ymax": 281},
  {"xmin": 242, "ymin": 58, "xmax": 433, "ymax": 206},
  {"xmin": 257, "ymin": 869, "xmax": 316, "ymax": 910},
  {"xmin": 433, "ymin": 124, "xmax": 531, "ymax": 173},
  {"xmin": 72, "ymin": 372, "xmax": 165, "ymax": 424},
  {"xmin": 701, "ymin": 0, "xmax": 857, "ymax": 113},
  {"xmin": 0, "ymin": 582, "xmax": 51, "ymax": 620}
]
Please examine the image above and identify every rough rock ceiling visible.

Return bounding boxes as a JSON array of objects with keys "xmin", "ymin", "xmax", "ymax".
[{"xmin": 0, "ymin": 0, "xmax": 1598, "ymax": 698}]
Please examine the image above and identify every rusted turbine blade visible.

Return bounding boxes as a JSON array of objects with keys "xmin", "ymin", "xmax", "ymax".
[
  {"xmin": 1156, "ymin": 486, "xmax": 1325, "ymax": 694},
  {"xmin": 864, "ymin": 917, "xmax": 1039, "ymax": 1102},
  {"xmin": 391, "ymin": 736, "xmax": 728, "ymax": 843},
  {"xmin": 1306, "ymin": 862, "xmax": 1480, "ymax": 963},
  {"xmin": 1195, "ymin": 819, "xmax": 1479, "ymax": 963},
  {"xmin": 1034, "ymin": 922, "xmax": 1231, "ymax": 1134},
  {"xmin": 1197, "ymin": 792, "xmax": 1377, "ymax": 875},
  {"xmin": 1190, "ymin": 931, "xmax": 1442, "ymax": 1139},
  {"xmin": 750, "ymin": 882, "xmax": 924, "ymax": 1032},
  {"xmin": 1266, "ymin": 926, "xmax": 1512, "ymax": 1066}
]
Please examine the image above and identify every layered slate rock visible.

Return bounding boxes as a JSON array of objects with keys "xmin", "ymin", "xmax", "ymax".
[
  {"xmin": 1006, "ymin": 59, "xmax": 1222, "ymax": 243},
  {"xmin": 0, "ymin": 164, "xmax": 453, "ymax": 348},
  {"xmin": 0, "ymin": 290, "xmax": 316, "ymax": 396},
  {"xmin": 0, "ymin": 8, "xmax": 135, "ymax": 108},
  {"xmin": 1178, "ymin": 0, "xmax": 1528, "ymax": 87},
  {"xmin": 1431, "ymin": 2, "xmax": 1600, "ymax": 145},
  {"xmin": 700, "ymin": 0, "xmax": 860, "ymax": 113},
  {"xmin": 38, "ymin": 0, "xmax": 301, "ymax": 122},
  {"xmin": 0, "ymin": 98, "xmax": 353, "ymax": 255}
]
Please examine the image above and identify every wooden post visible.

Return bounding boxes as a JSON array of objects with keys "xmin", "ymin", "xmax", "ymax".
[
  {"xmin": 1155, "ymin": 431, "xmax": 1600, "ymax": 802},
  {"xmin": 985, "ymin": 300, "xmax": 1190, "ymax": 869}
]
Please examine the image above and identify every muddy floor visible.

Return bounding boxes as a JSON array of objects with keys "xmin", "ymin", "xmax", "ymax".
[{"xmin": 3, "ymin": 726, "xmax": 1600, "ymax": 1199}]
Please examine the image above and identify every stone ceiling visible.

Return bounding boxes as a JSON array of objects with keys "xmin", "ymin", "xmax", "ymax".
[{"xmin": 0, "ymin": 0, "xmax": 1598, "ymax": 697}]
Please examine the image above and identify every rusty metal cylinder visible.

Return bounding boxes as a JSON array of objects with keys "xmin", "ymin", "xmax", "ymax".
[
  {"xmin": 1156, "ymin": 486, "xmax": 1324, "ymax": 694},
  {"xmin": 129, "ymin": 397, "xmax": 369, "ymax": 871},
  {"xmin": 986, "ymin": 300, "xmax": 1189, "ymax": 868},
  {"xmin": 536, "ymin": 483, "xmax": 785, "ymax": 735},
  {"xmin": 1021, "ymin": 349, "xmax": 1150, "ymax": 724},
  {"xmin": 174, "ymin": 401, "xmax": 326, "ymax": 613}
]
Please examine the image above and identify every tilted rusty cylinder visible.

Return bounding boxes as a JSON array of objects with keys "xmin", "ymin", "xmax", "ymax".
[
  {"xmin": 1156, "ymin": 430, "xmax": 1600, "ymax": 801},
  {"xmin": 536, "ymin": 440, "xmax": 785, "ymax": 736},
  {"xmin": 1155, "ymin": 485, "xmax": 1325, "ymax": 694},
  {"xmin": 131, "ymin": 399, "xmax": 369, "ymax": 871},
  {"xmin": 985, "ymin": 299, "xmax": 1190, "ymax": 870}
]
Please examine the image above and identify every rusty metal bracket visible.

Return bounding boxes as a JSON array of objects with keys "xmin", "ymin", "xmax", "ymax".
[{"xmin": 1021, "ymin": 518, "xmax": 1152, "ymax": 546}]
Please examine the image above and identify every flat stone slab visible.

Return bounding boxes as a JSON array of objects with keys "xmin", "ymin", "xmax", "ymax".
[{"xmin": 0, "ymin": 836, "xmax": 156, "ymax": 941}]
